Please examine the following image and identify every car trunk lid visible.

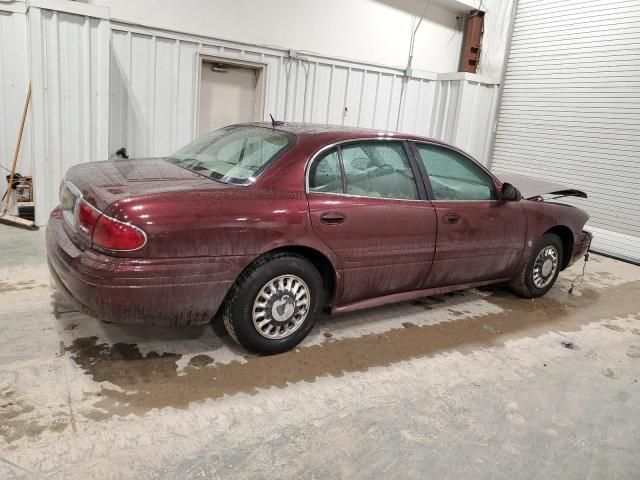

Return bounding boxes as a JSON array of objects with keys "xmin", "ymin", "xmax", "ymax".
[
  {"xmin": 63, "ymin": 157, "xmax": 225, "ymax": 211},
  {"xmin": 60, "ymin": 158, "xmax": 235, "ymax": 252}
]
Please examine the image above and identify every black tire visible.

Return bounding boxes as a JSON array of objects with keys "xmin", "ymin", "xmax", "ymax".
[
  {"xmin": 509, "ymin": 233, "xmax": 564, "ymax": 299},
  {"xmin": 222, "ymin": 252, "xmax": 324, "ymax": 355}
]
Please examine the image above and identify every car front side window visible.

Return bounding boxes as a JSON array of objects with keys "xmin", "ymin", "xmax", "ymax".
[{"xmin": 415, "ymin": 144, "xmax": 495, "ymax": 201}]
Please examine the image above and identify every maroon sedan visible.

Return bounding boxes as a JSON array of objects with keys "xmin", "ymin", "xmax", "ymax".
[{"xmin": 47, "ymin": 123, "xmax": 591, "ymax": 354}]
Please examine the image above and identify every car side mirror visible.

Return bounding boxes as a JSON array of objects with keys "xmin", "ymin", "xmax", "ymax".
[{"xmin": 500, "ymin": 182, "xmax": 521, "ymax": 202}]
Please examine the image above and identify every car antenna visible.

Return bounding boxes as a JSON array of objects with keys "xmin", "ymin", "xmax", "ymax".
[{"xmin": 269, "ymin": 114, "xmax": 284, "ymax": 127}]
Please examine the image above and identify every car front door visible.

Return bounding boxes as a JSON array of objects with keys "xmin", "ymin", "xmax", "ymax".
[
  {"xmin": 306, "ymin": 140, "xmax": 437, "ymax": 305},
  {"xmin": 412, "ymin": 142, "xmax": 527, "ymax": 287}
]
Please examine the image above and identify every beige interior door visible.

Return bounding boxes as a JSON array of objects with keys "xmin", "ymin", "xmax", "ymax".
[{"xmin": 198, "ymin": 62, "xmax": 258, "ymax": 135}]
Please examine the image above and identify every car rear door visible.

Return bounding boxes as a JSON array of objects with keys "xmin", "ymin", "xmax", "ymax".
[
  {"xmin": 411, "ymin": 142, "xmax": 527, "ymax": 287},
  {"xmin": 306, "ymin": 140, "xmax": 437, "ymax": 305}
]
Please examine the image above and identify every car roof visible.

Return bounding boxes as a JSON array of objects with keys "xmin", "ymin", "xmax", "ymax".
[{"xmin": 244, "ymin": 122, "xmax": 450, "ymax": 146}]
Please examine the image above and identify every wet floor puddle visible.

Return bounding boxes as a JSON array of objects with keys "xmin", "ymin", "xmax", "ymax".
[{"xmin": 59, "ymin": 280, "xmax": 640, "ymax": 418}]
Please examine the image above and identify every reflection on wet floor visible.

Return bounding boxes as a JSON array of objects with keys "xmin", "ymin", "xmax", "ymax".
[{"xmin": 56, "ymin": 280, "xmax": 640, "ymax": 418}]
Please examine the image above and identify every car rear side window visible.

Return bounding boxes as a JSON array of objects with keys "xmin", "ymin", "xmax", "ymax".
[
  {"xmin": 309, "ymin": 148, "xmax": 343, "ymax": 194},
  {"xmin": 341, "ymin": 142, "xmax": 418, "ymax": 200},
  {"xmin": 416, "ymin": 144, "xmax": 495, "ymax": 201}
]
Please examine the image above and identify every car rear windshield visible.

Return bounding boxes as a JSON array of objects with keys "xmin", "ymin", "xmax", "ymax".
[{"xmin": 166, "ymin": 126, "xmax": 295, "ymax": 185}]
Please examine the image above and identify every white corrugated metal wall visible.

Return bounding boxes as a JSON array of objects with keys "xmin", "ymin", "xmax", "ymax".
[
  {"xmin": 27, "ymin": 3, "xmax": 110, "ymax": 225},
  {"xmin": 491, "ymin": 0, "xmax": 640, "ymax": 263},
  {"xmin": 109, "ymin": 22, "xmax": 500, "ymax": 166},
  {"xmin": 0, "ymin": 4, "xmax": 31, "ymax": 177},
  {"xmin": 7, "ymin": 2, "xmax": 500, "ymax": 225}
]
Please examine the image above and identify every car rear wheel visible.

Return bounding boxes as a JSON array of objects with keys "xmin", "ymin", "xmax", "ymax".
[
  {"xmin": 509, "ymin": 233, "xmax": 563, "ymax": 298},
  {"xmin": 222, "ymin": 252, "xmax": 324, "ymax": 354}
]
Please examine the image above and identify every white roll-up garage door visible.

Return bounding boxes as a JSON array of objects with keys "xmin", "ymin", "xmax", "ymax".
[{"xmin": 491, "ymin": 0, "xmax": 640, "ymax": 264}]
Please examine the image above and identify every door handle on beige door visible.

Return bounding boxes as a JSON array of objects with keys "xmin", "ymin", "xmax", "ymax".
[
  {"xmin": 320, "ymin": 212, "xmax": 346, "ymax": 225},
  {"xmin": 443, "ymin": 213, "xmax": 461, "ymax": 224}
]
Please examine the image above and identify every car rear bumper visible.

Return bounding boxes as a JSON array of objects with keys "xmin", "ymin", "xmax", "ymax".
[
  {"xmin": 46, "ymin": 215, "xmax": 249, "ymax": 326},
  {"xmin": 569, "ymin": 230, "xmax": 592, "ymax": 267}
]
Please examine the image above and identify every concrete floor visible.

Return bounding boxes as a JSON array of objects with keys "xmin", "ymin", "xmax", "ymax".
[{"xmin": 1, "ymin": 224, "xmax": 640, "ymax": 479}]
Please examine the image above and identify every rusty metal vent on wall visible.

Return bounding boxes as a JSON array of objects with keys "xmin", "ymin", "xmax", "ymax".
[{"xmin": 459, "ymin": 10, "xmax": 485, "ymax": 74}]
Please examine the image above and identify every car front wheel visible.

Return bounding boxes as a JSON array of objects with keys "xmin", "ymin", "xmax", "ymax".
[
  {"xmin": 510, "ymin": 233, "xmax": 563, "ymax": 298},
  {"xmin": 222, "ymin": 252, "xmax": 324, "ymax": 354}
]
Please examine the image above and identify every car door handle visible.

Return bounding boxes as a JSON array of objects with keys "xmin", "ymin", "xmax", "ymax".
[
  {"xmin": 443, "ymin": 213, "xmax": 461, "ymax": 224},
  {"xmin": 320, "ymin": 212, "xmax": 346, "ymax": 225}
]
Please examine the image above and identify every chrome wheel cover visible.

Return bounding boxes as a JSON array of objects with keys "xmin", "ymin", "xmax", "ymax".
[
  {"xmin": 252, "ymin": 274, "xmax": 310, "ymax": 339},
  {"xmin": 532, "ymin": 245, "xmax": 559, "ymax": 289}
]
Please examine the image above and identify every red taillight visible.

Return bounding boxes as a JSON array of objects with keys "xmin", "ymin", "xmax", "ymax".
[
  {"xmin": 92, "ymin": 214, "xmax": 146, "ymax": 251},
  {"xmin": 76, "ymin": 201, "xmax": 101, "ymax": 237},
  {"xmin": 72, "ymin": 198, "xmax": 146, "ymax": 251}
]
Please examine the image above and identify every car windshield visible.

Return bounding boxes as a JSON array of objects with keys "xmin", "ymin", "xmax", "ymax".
[{"xmin": 166, "ymin": 126, "xmax": 295, "ymax": 185}]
